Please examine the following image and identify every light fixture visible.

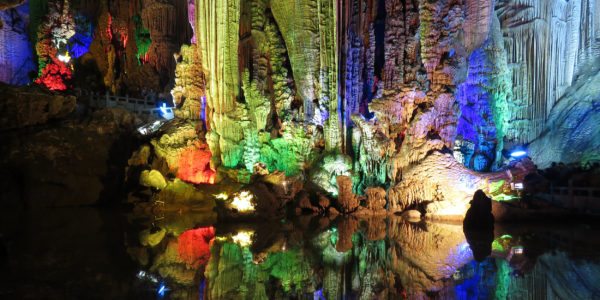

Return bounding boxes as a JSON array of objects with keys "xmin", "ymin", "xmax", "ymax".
[
  {"xmin": 510, "ymin": 150, "xmax": 527, "ymax": 158},
  {"xmin": 214, "ymin": 193, "xmax": 228, "ymax": 200},
  {"xmin": 58, "ymin": 52, "xmax": 71, "ymax": 63},
  {"xmin": 159, "ymin": 103, "xmax": 174, "ymax": 120},
  {"xmin": 230, "ymin": 190, "xmax": 255, "ymax": 212},
  {"xmin": 231, "ymin": 231, "xmax": 254, "ymax": 247}
]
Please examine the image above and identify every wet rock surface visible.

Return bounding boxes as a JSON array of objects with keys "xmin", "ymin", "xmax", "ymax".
[
  {"xmin": 0, "ymin": 84, "xmax": 76, "ymax": 130},
  {"xmin": 0, "ymin": 107, "xmax": 140, "ymax": 208}
]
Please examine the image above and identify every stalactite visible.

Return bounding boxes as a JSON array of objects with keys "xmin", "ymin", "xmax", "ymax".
[
  {"xmin": 496, "ymin": 0, "xmax": 600, "ymax": 142},
  {"xmin": 196, "ymin": 0, "xmax": 242, "ymax": 168}
]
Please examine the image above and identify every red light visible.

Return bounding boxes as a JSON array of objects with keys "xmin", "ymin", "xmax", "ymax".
[
  {"xmin": 176, "ymin": 143, "xmax": 216, "ymax": 184},
  {"xmin": 177, "ymin": 227, "xmax": 215, "ymax": 268},
  {"xmin": 35, "ymin": 57, "xmax": 72, "ymax": 91}
]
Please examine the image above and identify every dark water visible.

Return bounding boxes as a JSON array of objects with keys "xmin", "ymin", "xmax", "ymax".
[{"xmin": 1, "ymin": 208, "xmax": 600, "ymax": 299}]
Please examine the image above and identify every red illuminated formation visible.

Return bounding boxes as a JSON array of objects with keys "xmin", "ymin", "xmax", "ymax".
[
  {"xmin": 177, "ymin": 227, "xmax": 215, "ymax": 268},
  {"xmin": 177, "ymin": 142, "xmax": 216, "ymax": 184},
  {"xmin": 35, "ymin": 58, "xmax": 72, "ymax": 91}
]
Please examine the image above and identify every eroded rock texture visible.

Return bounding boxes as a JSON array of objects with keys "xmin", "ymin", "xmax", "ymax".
[
  {"xmin": 191, "ymin": 0, "xmax": 337, "ymax": 178},
  {"xmin": 388, "ymin": 219, "xmax": 473, "ymax": 297},
  {"xmin": 496, "ymin": 0, "xmax": 600, "ymax": 142},
  {"xmin": 529, "ymin": 60, "xmax": 600, "ymax": 168}
]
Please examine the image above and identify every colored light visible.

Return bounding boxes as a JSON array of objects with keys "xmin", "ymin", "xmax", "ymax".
[
  {"xmin": 512, "ymin": 246, "xmax": 524, "ymax": 255},
  {"xmin": 510, "ymin": 150, "xmax": 527, "ymax": 158},
  {"xmin": 214, "ymin": 193, "xmax": 228, "ymax": 200},
  {"xmin": 159, "ymin": 103, "xmax": 174, "ymax": 120},
  {"xmin": 231, "ymin": 231, "xmax": 254, "ymax": 247},
  {"xmin": 157, "ymin": 283, "xmax": 168, "ymax": 297},
  {"xmin": 230, "ymin": 191, "xmax": 255, "ymax": 212}
]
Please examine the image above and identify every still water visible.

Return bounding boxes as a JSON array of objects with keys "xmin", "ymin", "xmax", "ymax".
[{"xmin": 1, "ymin": 208, "xmax": 600, "ymax": 299}]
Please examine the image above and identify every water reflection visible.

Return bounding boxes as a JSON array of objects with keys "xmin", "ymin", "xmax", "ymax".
[{"xmin": 128, "ymin": 214, "xmax": 600, "ymax": 299}]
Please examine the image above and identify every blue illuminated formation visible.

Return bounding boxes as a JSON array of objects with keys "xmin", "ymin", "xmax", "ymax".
[
  {"xmin": 67, "ymin": 14, "xmax": 93, "ymax": 59},
  {"xmin": 455, "ymin": 48, "xmax": 498, "ymax": 171},
  {"xmin": 0, "ymin": 2, "xmax": 36, "ymax": 85},
  {"xmin": 454, "ymin": 259, "xmax": 496, "ymax": 299}
]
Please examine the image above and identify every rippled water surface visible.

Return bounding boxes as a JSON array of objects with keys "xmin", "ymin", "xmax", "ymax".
[{"xmin": 1, "ymin": 208, "xmax": 600, "ymax": 299}]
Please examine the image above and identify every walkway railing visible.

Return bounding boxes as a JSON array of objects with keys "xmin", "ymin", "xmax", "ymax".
[
  {"xmin": 540, "ymin": 181, "xmax": 600, "ymax": 212},
  {"xmin": 88, "ymin": 92, "xmax": 174, "ymax": 120}
]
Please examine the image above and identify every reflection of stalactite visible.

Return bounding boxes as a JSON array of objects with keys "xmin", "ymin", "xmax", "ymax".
[
  {"xmin": 388, "ymin": 219, "xmax": 472, "ymax": 297},
  {"xmin": 335, "ymin": 216, "xmax": 358, "ymax": 252}
]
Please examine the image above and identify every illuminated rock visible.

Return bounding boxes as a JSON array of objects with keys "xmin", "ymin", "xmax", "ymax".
[
  {"xmin": 176, "ymin": 143, "xmax": 215, "ymax": 184},
  {"xmin": 388, "ymin": 219, "xmax": 473, "ymax": 296},
  {"xmin": 310, "ymin": 154, "xmax": 353, "ymax": 196},
  {"xmin": 139, "ymin": 169, "xmax": 167, "ymax": 190},
  {"xmin": 497, "ymin": 0, "xmax": 600, "ymax": 142},
  {"xmin": 141, "ymin": 0, "xmax": 191, "ymax": 84},
  {"xmin": 364, "ymin": 187, "xmax": 386, "ymax": 211},
  {"xmin": 139, "ymin": 227, "xmax": 166, "ymax": 247},
  {"xmin": 149, "ymin": 121, "xmax": 215, "ymax": 184},
  {"xmin": 336, "ymin": 175, "xmax": 360, "ymax": 214},
  {"xmin": 529, "ymin": 61, "xmax": 600, "ymax": 168},
  {"xmin": 127, "ymin": 144, "xmax": 151, "ymax": 167},
  {"xmin": 177, "ymin": 227, "xmax": 215, "ymax": 268},
  {"xmin": 401, "ymin": 210, "xmax": 422, "ymax": 221},
  {"xmin": 155, "ymin": 178, "xmax": 213, "ymax": 205},
  {"xmin": 388, "ymin": 152, "xmax": 510, "ymax": 219},
  {"xmin": 171, "ymin": 44, "xmax": 204, "ymax": 120}
]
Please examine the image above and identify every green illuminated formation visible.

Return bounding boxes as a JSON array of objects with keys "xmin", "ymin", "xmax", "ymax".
[
  {"xmin": 205, "ymin": 241, "xmax": 313, "ymax": 299},
  {"xmin": 133, "ymin": 15, "xmax": 151, "ymax": 63},
  {"xmin": 494, "ymin": 258, "xmax": 510, "ymax": 299}
]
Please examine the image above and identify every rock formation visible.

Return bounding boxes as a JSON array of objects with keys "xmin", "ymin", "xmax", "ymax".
[
  {"xmin": 2, "ymin": 0, "xmax": 600, "ymax": 219},
  {"xmin": 0, "ymin": 83, "xmax": 75, "ymax": 130}
]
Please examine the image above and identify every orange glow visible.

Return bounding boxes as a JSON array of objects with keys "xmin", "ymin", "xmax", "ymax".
[
  {"xmin": 177, "ymin": 227, "xmax": 215, "ymax": 268},
  {"xmin": 176, "ymin": 142, "xmax": 216, "ymax": 184}
]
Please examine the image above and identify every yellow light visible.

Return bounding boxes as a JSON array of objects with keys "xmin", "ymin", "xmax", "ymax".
[
  {"xmin": 230, "ymin": 190, "xmax": 255, "ymax": 212},
  {"xmin": 232, "ymin": 231, "xmax": 254, "ymax": 247},
  {"xmin": 214, "ymin": 192, "xmax": 229, "ymax": 200}
]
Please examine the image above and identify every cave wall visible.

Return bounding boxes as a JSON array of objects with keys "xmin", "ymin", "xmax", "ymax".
[
  {"xmin": 497, "ymin": 0, "xmax": 600, "ymax": 143},
  {"xmin": 0, "ymin": 0, "xmax": 36, "ymax": 85},
  {"xmin": 1, "ymin": 0, "xmax": 600, "ymax": 215},
  {"xmin": 0, "ymin": 0, "xmax": 192, "ymax": 93}
]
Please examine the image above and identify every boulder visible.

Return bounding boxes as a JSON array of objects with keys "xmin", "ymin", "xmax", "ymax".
[
  {"xmin": 402, "ymin": 210, "xmax": 422, "ymax": 221},
  {"xmin": 139, "ymin": 227, "xmax": 167, "ymax": 247},
  {"xmin": 140, "ymin": 170, "xmax": 167, "ymax": 190},
  {"xmin": 128, "ymin": 145, "xmax": 151, "ymax": 167}
]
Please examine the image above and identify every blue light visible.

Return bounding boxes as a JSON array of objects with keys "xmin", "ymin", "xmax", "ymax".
[
  {"xmin": 510, "ymin": 150, "xmax": 527, "ymax": 158},
  {"xmin": 159, "ymin": 103, "xmax": 175, "ymax": 120},
  {"xmin": 157, "ymin": 283, "xmax": 169, "ymax": 297}
]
